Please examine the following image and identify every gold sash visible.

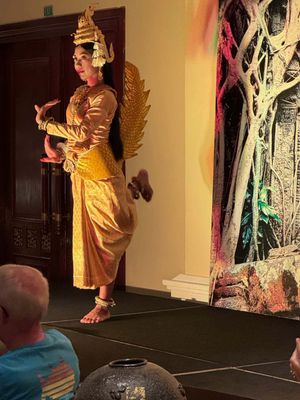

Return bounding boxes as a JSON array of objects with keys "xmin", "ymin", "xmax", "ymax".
[{"xmin": 76, "ymin": 142, "xmax": 122, "ymax": 180}]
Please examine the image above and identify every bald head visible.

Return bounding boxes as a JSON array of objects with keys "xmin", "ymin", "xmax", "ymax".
[{"xmin": 0, "ymin": 264, "xmax": 49, "ymax": 325}]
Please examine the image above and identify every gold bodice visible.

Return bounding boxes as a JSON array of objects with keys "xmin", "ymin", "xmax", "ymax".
[{"xmin": 46, "ymin": 83, "xmax": 122, "ymax": 180}]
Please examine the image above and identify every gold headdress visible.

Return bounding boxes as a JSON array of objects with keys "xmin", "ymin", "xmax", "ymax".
[{"xmin": 73, "ymin": 5, "xmax": 114, "ymax": 68}]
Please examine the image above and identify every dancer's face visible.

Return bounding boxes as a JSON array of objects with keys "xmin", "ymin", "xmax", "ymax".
[{"xmin": 73, "ymin": 46, "xmax": 98, "ymax": 82}]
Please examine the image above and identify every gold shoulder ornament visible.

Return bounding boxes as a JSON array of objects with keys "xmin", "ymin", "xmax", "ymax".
[{"xmin": 120, "ymin": 61, "xmax": 151, "ymax": 160}]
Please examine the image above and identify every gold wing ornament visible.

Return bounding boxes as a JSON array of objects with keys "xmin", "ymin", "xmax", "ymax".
[{"xmin": 120, "ymin": 61, "xmax": 151, "ymax": 160}]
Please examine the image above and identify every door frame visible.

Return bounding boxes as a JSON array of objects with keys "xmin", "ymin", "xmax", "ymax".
[{"xmin": 0, "ymin": 9, "xmax": 125, "ymax": 98}]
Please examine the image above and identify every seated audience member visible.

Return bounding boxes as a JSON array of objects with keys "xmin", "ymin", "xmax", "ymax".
[
  {"xmin": 0, "ymin": 264, "xmax": 80, "ymax": 399},
  {"xmin": 290, "ymin": 338, "xmax": 300, "ymax": 381}
]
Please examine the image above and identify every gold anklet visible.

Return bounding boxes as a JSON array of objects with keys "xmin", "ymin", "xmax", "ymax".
[{"xmin": 95, "ymin": 296, "xmax": 116, "ymax": 308}]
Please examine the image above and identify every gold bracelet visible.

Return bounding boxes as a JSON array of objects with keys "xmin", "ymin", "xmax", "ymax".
[{"xmin": 38, "ymin": 117, "xmax": 54, "ymax": 131}]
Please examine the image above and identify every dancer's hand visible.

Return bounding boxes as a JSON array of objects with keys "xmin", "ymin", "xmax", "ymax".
[
  {"xmin": 34, "ymin": 98, "xmax": 61, "ymax": 125},
  {"xmin": 40, "ymin": 135, "xmax": 61, "ymax": 163}
]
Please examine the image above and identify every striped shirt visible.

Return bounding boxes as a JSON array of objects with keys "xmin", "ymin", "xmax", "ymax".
[{"xmin": 0, "ymin": 329, "xmax": 79, "ymax": 400}]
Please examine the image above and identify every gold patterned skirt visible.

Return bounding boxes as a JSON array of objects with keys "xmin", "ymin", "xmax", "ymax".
[{"xmin": 71, "ymin": 172, "xmax": 137, "ymax": 289}]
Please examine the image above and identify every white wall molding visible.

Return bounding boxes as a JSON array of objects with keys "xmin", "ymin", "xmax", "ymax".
[{"xmin": 162, "ymin": 274, "xmax": 209, "ymax": 303}]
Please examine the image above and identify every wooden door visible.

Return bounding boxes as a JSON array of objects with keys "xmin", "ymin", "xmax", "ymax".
[
  {"xmin": 2, "ymin": 37, "xmax": 68, "ymax": 280},
  {"xmin": 0, "ymin": 9, "xmax": 125, "ymax": 284}
]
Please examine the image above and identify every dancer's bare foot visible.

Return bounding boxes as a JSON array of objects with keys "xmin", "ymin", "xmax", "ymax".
[
  {"xmin": 80, "ymin": 305, "xmax": 110, "ymax": 324},
  {"xmin": 129, "ymin": 169, "xmax": 153, "ymax": 202},
  {"xmin": 136, "ymin": 169, "xmax": 153, "ymax": 202}
]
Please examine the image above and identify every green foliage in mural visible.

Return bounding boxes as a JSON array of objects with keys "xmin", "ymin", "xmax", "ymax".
[{"xmin": 241, "ymin": 182, "xmax": 281, "ymax": 249}]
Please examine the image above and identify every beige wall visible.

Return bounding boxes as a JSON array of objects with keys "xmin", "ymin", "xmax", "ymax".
[
  {"xmin": 2, "ymin": 0, "xmax": 216, "ymax": 292},
  {"xmin": 185, "ymin": 0, "xmax": 216, "ymax": 277}
]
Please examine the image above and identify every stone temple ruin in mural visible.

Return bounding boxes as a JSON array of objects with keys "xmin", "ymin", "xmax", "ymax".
[{"xmin": 211, "ymin": 0, "xmax": 300, "ymax": 316}]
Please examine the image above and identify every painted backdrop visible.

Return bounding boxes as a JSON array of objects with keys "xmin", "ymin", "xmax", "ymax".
[{"xmin": 210, "ymin": 0, "xmax": 300, "ymax": 317}]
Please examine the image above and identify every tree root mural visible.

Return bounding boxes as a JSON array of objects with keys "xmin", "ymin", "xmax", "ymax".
[{"xmin": 211, "ymin": 0, "xmax": 300, "ymax": 316}]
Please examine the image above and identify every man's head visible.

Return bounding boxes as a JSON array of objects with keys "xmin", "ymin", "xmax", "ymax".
[{"xmin": 0, "ymin": 264, "xmax": 49, "ymax": 331}]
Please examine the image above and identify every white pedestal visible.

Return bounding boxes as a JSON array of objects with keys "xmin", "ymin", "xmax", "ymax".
[{"xmin": 162, "ymin": 274, "xmax": 209, "ymax": 303}]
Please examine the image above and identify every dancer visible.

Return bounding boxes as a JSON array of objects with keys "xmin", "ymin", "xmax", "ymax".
[{"xmin": 34, "ymin": 6, "xmax": 152, "ymax": 324}]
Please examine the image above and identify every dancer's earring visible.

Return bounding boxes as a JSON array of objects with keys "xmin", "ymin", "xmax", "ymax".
[{"xmin": 98, "ymin": 68, "xmax": 103, "ymax": 81}]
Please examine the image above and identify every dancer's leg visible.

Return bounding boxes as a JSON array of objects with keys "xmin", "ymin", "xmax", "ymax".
[
  {"xmin": 127, "ymin": 180, "xmax": 140, "ymax": 199},
  {"xmin": 128, "ymin": 169, "xmax": 153, "ymax": 202},
  {"xmin": 80, "ymin": 280, "xmax": 115, "ymax": 324}
]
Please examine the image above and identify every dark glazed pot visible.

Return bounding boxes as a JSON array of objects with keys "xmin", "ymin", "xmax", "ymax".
[{"xmin": 75, "ymin": 358, "xmax": 187, "ymax": 399}]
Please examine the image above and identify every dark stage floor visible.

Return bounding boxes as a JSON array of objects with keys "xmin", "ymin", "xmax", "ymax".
[{"xmin": 43, "ymin": 283, "xmax": 300, "ymax": 399}]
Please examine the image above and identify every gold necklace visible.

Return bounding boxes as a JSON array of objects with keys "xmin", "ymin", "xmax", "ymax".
[{"xmin": 71, "ymin": 85, "xmax": 90, "ymax": 124}]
